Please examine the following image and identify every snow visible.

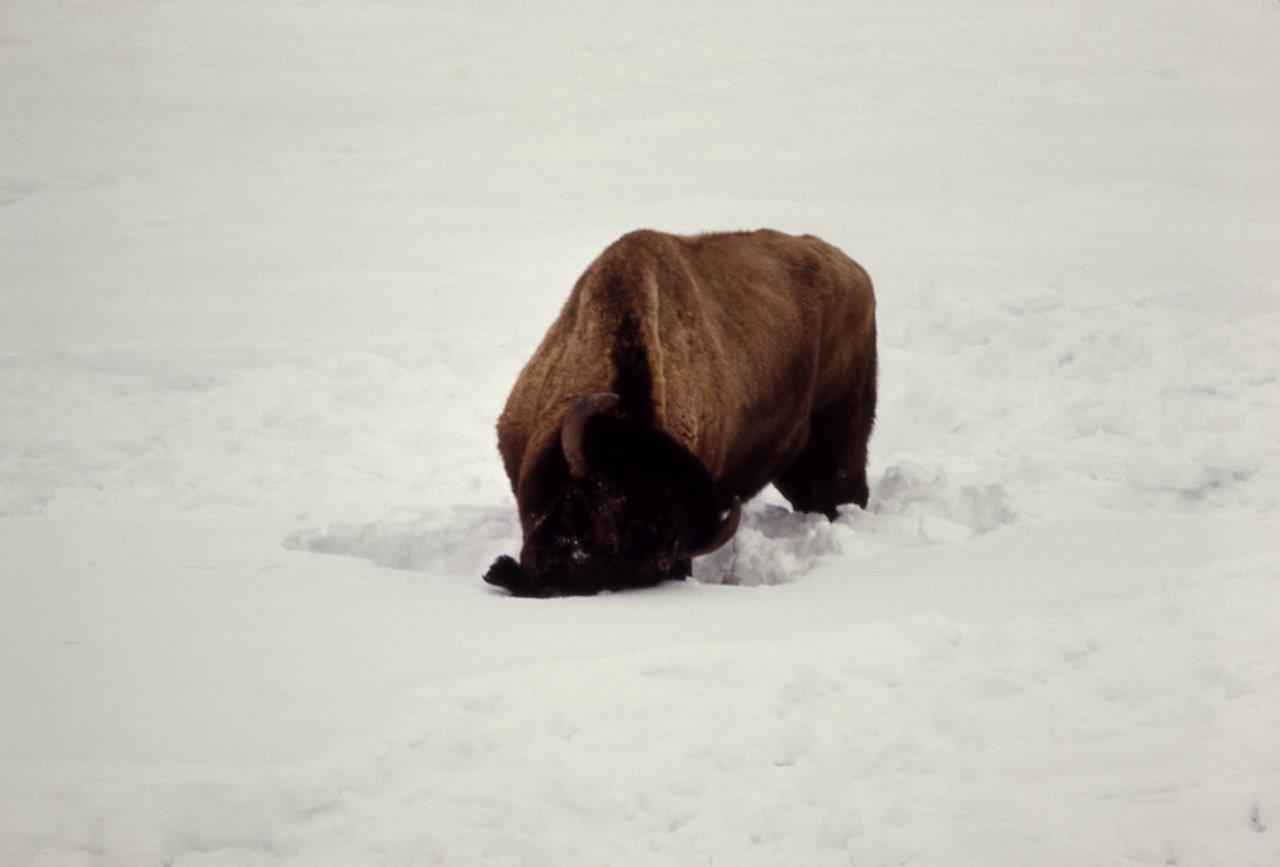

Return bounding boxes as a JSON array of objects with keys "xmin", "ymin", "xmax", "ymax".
[{"xmin": 3, "ymin": 0, "xmax": 1279, "ymax": 864}]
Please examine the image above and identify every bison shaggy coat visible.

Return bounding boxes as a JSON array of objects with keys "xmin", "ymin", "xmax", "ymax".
[{"xmin": 485, "ymin": 228, "xmax": 877, "ymax": 597}]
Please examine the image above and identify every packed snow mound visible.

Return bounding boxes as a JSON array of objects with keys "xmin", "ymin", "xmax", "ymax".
[
  {"xmin": 694, "ymin": 465, "xmax": 1015, "ymax": 586},
  {"xmin": 874, "ymin": 461, "xmax": 1015, "ymax": 539}
]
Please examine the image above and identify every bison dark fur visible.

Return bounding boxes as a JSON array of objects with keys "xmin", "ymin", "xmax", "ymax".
[{"xmin": 485, "ymin": 229, "xmax": 877, "ymax": 597}]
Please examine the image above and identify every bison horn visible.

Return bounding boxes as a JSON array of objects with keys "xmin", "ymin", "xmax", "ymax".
[
  {"xmin": 689, "ymin": 496, "xmax": 741, "ymax": 557},
  {"xmin": 561, "ymin": 392, "xmax": 620, "ymax": 477}
]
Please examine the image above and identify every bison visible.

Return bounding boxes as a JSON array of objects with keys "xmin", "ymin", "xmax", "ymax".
[{"xmin": 484, "ymin": 229, "xmax": 877, "ymax": 597}]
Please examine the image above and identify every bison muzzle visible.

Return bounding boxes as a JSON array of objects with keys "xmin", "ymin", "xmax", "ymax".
[{"xmin": 485, "ymin": 229, "xmax": 877, "ymax": 597}]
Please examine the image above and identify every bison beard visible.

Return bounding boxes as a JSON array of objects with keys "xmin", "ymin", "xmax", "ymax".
[
  {"xmin": 484, "ymin": 411, "xmax": 732, "ymax": 597},
  {"xmin": 486, "ymin": 229, "xmax": 877, "ymax": 597}
]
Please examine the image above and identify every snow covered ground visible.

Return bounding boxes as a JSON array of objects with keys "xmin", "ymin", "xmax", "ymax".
[{"xmin": 3, "ymin": 1, "xmax": 1279, "ymax": 864}]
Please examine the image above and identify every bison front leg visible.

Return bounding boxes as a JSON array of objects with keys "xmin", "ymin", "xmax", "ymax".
[
  {"xmin": 773, "ymin": 350, "xmax": 876, "ymax": 520},
  {"xmin": 773, "ymin": 424, "xmax": 869, "ymax": 519}
]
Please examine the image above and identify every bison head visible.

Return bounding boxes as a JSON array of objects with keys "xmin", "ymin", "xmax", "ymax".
[{"xmin": 484, "ymin": 393, "xmax": 739, "ymax": 597}]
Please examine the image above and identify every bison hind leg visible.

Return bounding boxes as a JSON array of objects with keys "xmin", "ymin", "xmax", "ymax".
[{"xmin": 773, "ymin": 359, "xmax": 876, "ymax": 521}]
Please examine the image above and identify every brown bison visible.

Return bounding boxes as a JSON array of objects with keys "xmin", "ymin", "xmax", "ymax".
[{"xmin": 484, "ymin": 229, "xmax": 877, "ymax": 597}]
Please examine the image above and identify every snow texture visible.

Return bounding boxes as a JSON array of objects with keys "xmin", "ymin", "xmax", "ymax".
[{"xmin": 3, "ymin": 0, "xmax": 1280, "ymax": 864}]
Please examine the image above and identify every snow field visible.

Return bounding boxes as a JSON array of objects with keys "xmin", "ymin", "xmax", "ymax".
[
  {"xmin": 4, "ymin": 285, "xmax": 1279, "ymax": 864},
  {"xmin": 4, "ymin": 0, "xmax": 1280, "ymax": 863},
  {"xmin": 7, "ymin": 515, "xmax": 1279, "ymax": 865}
]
